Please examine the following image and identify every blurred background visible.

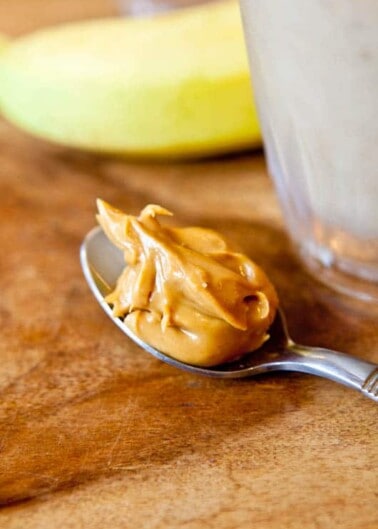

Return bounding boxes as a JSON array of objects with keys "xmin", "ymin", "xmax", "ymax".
[
  {"xmin": 0, "ymin": 0, "xmax": 219, "ymax": 36},
  {"xmin": 0, "ymin": 0, "xmax": 118, "ymax": 36}
]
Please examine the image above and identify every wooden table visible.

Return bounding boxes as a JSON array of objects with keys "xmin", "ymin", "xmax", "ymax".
[{"xmin": 1, "ymin": 2, "xmax": 377, "ymax": 528}]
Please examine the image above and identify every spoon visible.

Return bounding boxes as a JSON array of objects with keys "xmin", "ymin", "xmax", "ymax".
[{"xmin": 80, "ymin": 226, "xmax": 378, "ymax": 403}]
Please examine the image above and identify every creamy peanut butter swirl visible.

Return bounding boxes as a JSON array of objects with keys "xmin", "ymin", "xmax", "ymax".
[{"xmin": 97, "ymin": 200, "xmax": 278, "ymax": 367}]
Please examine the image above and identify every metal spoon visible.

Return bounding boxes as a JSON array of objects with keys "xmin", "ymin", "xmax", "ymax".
[{"xmin": 80, "ymin": 226, "xmax": 378, "ymax": 403}]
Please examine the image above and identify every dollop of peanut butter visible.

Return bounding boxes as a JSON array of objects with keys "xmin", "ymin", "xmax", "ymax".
[{"xmin": 97, "ymin": 200, "xmax": 278, "ymax": 367}]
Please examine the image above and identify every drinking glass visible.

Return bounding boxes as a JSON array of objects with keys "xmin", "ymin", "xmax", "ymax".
[{"xmin": 239, "ymin": 0, "xmax": 378, "ymax": 301}]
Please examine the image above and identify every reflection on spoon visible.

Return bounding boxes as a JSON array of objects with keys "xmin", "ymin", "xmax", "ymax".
[{"xmin": 81, "ymin": 226, "xmax": 378, "ymax": 403}]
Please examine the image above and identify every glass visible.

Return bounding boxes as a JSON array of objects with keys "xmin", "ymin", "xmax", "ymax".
[
  {"xmin": 118, "ymin": 0, "xmax": 217, "ymax": 16},
  {"xmin": 239, "ymin": 0, "xmax": 378, "ymax": 302}
]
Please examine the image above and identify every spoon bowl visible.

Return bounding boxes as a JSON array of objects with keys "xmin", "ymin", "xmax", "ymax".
[{"xmin": 81, "ymin": 226, "xmax": 378, "ymax": 402}]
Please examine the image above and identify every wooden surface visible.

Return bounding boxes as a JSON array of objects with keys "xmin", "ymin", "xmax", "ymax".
[{"xmin": 0, "ymin": 2, "xmax": 377, "ymax": 528}]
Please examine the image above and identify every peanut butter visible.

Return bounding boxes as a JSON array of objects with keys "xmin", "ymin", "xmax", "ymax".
[{"xmin": 97, "ymin": 200, "xmax": 278, "ymax": 367}]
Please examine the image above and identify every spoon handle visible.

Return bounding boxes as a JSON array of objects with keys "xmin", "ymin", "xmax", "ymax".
[
  {"xmin": 284, "ymin": 343, "xmax": 378, "ymax": 402},
  {"xmin": 282, "ymin": 342, "xmax": 378, "ymax": 402}
]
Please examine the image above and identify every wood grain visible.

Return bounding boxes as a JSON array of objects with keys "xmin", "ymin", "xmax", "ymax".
[{"xmin": 0, "ymin": 2, "xmax": 377, "ymax": 528}]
